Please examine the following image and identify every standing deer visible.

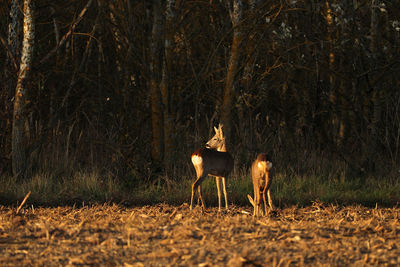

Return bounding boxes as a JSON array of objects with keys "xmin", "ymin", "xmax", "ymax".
[
  {"xmin": 190, "ymin": 124, "xmax": 234, "ymax": 211},
  {"xmin": 247, "ymin": 153, "xmax": 274, "ymax": 216}
]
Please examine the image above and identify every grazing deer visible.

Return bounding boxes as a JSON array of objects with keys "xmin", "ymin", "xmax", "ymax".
[
  {"xmin": 190, "ymin": 124, "xmax": 234, "ymax": 211},
  {"xmin": 247, "ymin": 153, "xmax": 273, "ymax": 216}
]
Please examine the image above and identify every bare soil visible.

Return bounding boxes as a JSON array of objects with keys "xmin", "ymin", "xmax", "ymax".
[{"xmin": 0, "ymin": 203, "xmax": 399, "ymax": 266}]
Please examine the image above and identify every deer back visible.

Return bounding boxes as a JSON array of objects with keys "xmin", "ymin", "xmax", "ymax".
[{"xmin": 192, "ymin": 148, "xmax": 233, "ymax": 177}]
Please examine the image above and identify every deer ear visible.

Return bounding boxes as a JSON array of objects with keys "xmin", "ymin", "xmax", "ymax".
[
  {"xmin": 218, "ymin": 124, "xmax": 224, "ymax": 137},
  {"xmin": 214, "ymin": 126, "xmax": 218, "ymax": 134}
]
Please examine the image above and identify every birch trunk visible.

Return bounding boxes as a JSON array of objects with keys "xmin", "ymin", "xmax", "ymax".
[{"xmin": 12, "ymin": 0, "xmax": 35, "ymax": 179}]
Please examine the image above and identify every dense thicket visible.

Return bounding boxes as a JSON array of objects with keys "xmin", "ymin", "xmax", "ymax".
[{"xmin": 1, "ymin": 0, "xmax": 399, "ymax": 182}]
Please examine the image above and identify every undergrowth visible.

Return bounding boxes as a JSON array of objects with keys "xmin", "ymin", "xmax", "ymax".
[{"xmin": 1, "ymin": 167, "xmax": 399, "ymax": 208}]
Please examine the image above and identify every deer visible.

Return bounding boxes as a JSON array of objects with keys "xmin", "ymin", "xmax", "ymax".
[
  {"xmin": 190, "ymin": 124, "xmax": 234, "ymax": 212},
  {"xmin": 247, "ymin": 153, "xmax": 274, "ymax": 216}
]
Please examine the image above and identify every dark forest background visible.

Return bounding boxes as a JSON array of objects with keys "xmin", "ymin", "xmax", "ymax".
[{"xmin": 1, "ymin": 0, "xmax": 400, "ymax": 187}]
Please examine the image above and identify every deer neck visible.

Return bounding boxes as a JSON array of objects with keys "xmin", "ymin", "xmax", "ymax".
[{"xmin": 217, "ymin": 141, "xmax": 227, "ymax": 152}]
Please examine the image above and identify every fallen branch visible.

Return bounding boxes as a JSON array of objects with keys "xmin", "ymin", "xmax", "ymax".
[{"xmin": 16, "ymin": 191, "xmax": 31, "ymax": 214}]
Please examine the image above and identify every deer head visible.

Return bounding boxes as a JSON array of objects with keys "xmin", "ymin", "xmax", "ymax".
[{"xmin": 205, "ymin": 124, "xmax": 226, "ymax": 152}]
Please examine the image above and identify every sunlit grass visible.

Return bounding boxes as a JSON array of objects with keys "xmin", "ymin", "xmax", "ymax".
[
  {"xmin": 1, "ymin": 168, "xmax": 399, "ymax": 208},
  {"xmin": 270, "ymin": 173, "xmax": 400, "ymax": 207},
  {"xmin": 0, "ymin": 171, "xmax": 121, "ymax": 206}
]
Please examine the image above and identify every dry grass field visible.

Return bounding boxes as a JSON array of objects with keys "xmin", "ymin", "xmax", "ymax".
[{"xmin": 1, "ymin": 203, "xmax": 400, "ymax": 266}]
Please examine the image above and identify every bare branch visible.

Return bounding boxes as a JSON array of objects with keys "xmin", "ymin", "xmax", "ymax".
[{"xmin": 37, "ymin": 0, "xmax": 93, "ymax": 66}]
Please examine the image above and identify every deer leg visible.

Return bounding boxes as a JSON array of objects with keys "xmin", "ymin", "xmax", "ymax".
[
  {"xmin": 216, "ymin": 177, "xmax": 222, "ymax": 211},
  {"xmin": 198, "ymin": 185, "xmax": 206, "ymax": 211},
  {"xmin": 190, "ymin": 184, "xmax": 196, "ymax": 210},
  {"xmin": 267, "ymin": 189, "xmax": 274, "ymax": 210},
  {"xmin": 254, "ymin": 194, "xmax": 257, "ymax": 217},
  {"xmin": 190, "ymin": 182, "xmax": 197, "ymax": 210},
  {"xmin": 222, "ymin": 177, "xmax": 228, "ymax": 210},
  {"xmin": 262, "ymin": 184, "xmax": 269, "ymax": 215},
  {"xmin": 262, "ymin": 191, "xmax": 268, "ymax": 215},
  {"xmin": 197, "ymin": 186, "xmax": 201, "ymax": 206},
  {"xmin": 255, "ymin": 191, "xmax": 260, "ymax": 217},
  {"xmin": 191, "ymin": 175, "xmax": 205, "ymax": 210},
  {"xmin": 248, "ymin": 194, "xmax": 255, "ymax": 216},
  {"xmin": 253, "ymin": 187, "xmax": 259, "ymax": 217}
]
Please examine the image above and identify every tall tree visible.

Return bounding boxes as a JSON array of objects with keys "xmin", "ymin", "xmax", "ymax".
[
  {"xmin": 2, "ymin": 0, "xmax": 22, "ymax": 165},
  {"xmin": 365, "ymin": 0, "xmax": 382, "ymax": 171},
  {"xmin": 221, "ymin": 0, "xmax": 243, "ymax": 144},
  {"xmin": 161, "ymin": 0, "xmax": 176, "ymax": 168},
  {"xmin": 324, "ymin": 0, "xmax": 339, "ymax": 146},
  {"xmin": 150, "ymin": 0, "xmax": 164, "ymax": 163},
  {"xmin": 12, "ymin": 0, "xmax": 35, "ymax": 179}
]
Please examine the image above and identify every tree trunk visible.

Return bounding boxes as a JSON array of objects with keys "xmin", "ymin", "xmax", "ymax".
[
  {"xmin": 365, "ymin": 0, "xmax": 381, "ymax": 171},
  {"xmin": 324, "ymin": 0, "xmax": 339, "ymax": 146},
  {"xmin": 241, "ymin": 0, "xmax": 259, "ymax": 91},
  {"xmin": 221, "ymin": 0, "xmax": 243, "ymax": 144},
  {"xmin": 161, "ymin": 0, "xmax": 176, "ymax": 168},
  {"xmin": 337, "ymin": 0, "xmax": 355, "ymax": 147},
  {"xmin": 12, "ymin": 0, "xmax": 35, "ymax": 180},
  {"xmin": 5, "ymin": 0, "xmax": 22, "ymax": 94},
  {"xmin": 150, "ymin": 0, "xmax": 164, "ymax": 163},
  {"xmin": 2, "ymin": 0, "xmax": 23, "ymax": 166}
]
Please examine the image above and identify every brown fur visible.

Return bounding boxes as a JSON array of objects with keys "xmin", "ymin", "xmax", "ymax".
[
  {"xmin": 190, "ymin": 124, "xmax": 234, "ymax": 211},
  {"xmin": 249, "ymin": 153, "xmax": 274, "ymax": 216}
]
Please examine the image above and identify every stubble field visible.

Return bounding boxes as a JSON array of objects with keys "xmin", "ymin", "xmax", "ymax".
[{"xmin": 0, "ymin": 203, "xmax": 400, "ymax": 266}]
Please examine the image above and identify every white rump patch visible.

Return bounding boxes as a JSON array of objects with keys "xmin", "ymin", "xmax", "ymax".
[
  {"xmin": 257, "ymin": 161, "xmax": 266, "ymax": 169},
  {"xmin": 191, "ymin": 155, "xmax": 203, "ymax": 165},
  {"xmin": 258, "ymin": 161, "xmax": 272, "ymax": 170},
  {"xmin": 267, "ymin": 162, "xmax": 273, "ymax": 169}
]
